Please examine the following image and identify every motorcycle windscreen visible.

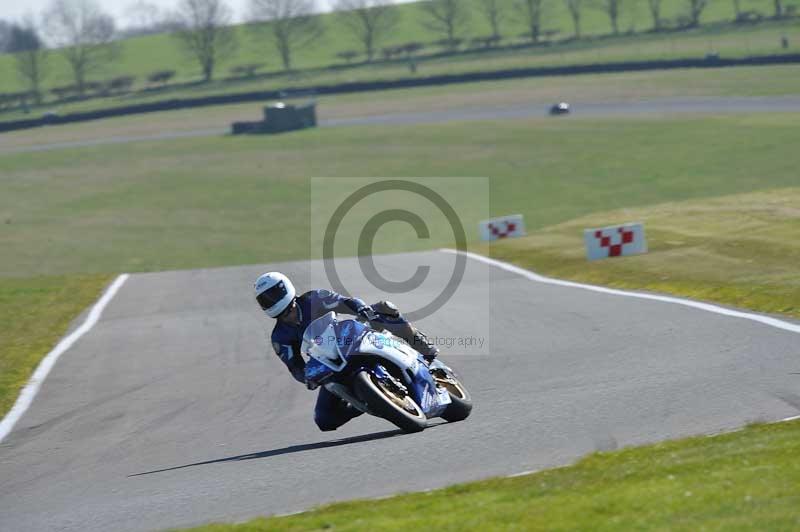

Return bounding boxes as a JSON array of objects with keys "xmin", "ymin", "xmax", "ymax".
[{"xmin": 301, "ymin": 312, "xmax": 347, "ymax": 371}]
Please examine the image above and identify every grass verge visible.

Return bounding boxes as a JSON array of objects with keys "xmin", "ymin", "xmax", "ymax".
[
  {"xmin": 0, "ymin": 274, "xmax": 113, "ymax": 417},
  {"xmin": 482, "ymin": 188, "xmax": 800, "ymax": 318},
  {"xmin": 179, "ymin": 418, "xmax": 800, "ymax": 531}
]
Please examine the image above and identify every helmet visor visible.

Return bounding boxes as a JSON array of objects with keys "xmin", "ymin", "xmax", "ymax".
[{"xmin": 256, "ymin": 281, "xmax": 288, "ymax": 311}]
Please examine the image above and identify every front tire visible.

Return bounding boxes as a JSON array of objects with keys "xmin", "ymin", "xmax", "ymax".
[
  {"xmin": 432, "ymin": 368, "xmax": 473, "ymax": 423},
  {"xmin": 353, "ymin": 370, "xmax": 427, "ymax": 433}
]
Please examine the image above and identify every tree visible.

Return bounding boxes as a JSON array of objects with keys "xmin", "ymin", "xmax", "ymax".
[
  {"xmin": 173, "ymin": 0, "xmax": 236, "ymax": 82},
  {"xmin": 249, "ymin": 0, "xmax": 322, "ymax": 71},
  {"xmin": 732, "ymin": 0, "xmax": 742, "ymax": 19},
  {"xmin": 420, "ymin": 0, "xmax": 469, "ymax": 50},
  {"xmin": 0, "ymin": 20, "xmax": 12, "ymax": 52},
  {"xmin": 564, "ymin": 0, "xmax": 583, "ymax": 38},
  {"xmin": 772, "ymin": 0, "xmax": 784, "ymax": 17},
  {"xmin": 478, "ymin": 0, "xmax": 504, "ymax": 38},
  {"xmin": 335, "ymin": 0, "xmax": 400, "ymax": 62},
  {"xmin": 687, "ymin": 0, "xmax": 709, "ymax": 26},
  {"xmin": 517, "ymin": 0, "xmax": 545, "ymax": 42},
  {"xmin": 597, "ymin": 0, "xmax": 623, "ymax": 34},
  {"xmin": 8, "ymin": 19, "xmax": 49, "ymax": 105},
  {"xmin": 45, "ymin": 0, "xmax": 118, "ymax": 96},
  {"xmin": 647, "ymin": 0, "xmax": 662, "ymax": 30}
]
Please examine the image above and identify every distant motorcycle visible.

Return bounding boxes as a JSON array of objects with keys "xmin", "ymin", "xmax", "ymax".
[
  {"xmin": 302, "ymin": 312, "xmax": 472, "ymax": 433},
  {"xmin": 549, "ymin": 102, "xmax": 571, "ymax": 115}
]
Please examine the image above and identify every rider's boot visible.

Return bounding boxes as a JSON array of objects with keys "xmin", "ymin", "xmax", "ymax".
[{"xmin": 409, "ymin": 329, "xmax": 439, "ymax": 364}]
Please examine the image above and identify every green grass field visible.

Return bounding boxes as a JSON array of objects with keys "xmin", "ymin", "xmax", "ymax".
[
  {"xmin": 0, "ymin": 0, "xmax": 797, "ymax": 112},
  {"xmin": 179, "ymin": 418, "xmax": 800, "ymax": 531}
]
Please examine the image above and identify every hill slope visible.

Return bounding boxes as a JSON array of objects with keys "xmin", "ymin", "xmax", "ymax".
[{"xmin": 0, "ymin": 0, "xmax": 795, "ymax": 94}]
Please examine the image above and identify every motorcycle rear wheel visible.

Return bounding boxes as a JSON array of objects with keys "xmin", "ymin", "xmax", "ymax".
[{"xmin": 353, "ymin": 370, "xmax": 427, "ymax": 433}]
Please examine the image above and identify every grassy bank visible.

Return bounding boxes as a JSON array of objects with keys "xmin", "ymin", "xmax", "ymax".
[
  {"xmin": 179, "ymin": 418, "xmax": 800, "ymax": 531},
  {"xmin": 0, "ymin": 275, "xmax": 113, "ymax": 416},
  {"xmin": 483, "ymin": 188, "xmax": 800, "ymax": 318},
  {"xmin": 0, "ymin": 0, "xmax": 794, "ymax": 95}
]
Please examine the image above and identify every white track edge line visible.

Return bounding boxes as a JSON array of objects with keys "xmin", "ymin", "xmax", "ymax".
[
  {"xmin": 440, "ymin": 249, "xmax": 800, "ymax": 335},
  {"xmin": 0, "ymin": 274, "xmax": 130, "ymax": 444}
]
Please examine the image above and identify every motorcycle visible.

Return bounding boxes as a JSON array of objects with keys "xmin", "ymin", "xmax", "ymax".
[{"xmin": 301, "ymin": 311, "xmax": 472, "ymax": 433}]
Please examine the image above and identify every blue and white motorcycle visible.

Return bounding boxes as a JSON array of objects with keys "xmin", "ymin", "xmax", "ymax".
[{"xmin": 301, "ymin": 312, "xmax": 472, "ymax": 433}]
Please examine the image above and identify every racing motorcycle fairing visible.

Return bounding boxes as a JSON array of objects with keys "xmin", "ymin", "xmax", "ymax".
[
  {"xmin": 358, "ymin": 330, "xmax": 450, "ymax": 417},
  {"xmin": 302, "ymin": 312, "xmax": 451, "ymax": 418},
  {"xmin": 302, "ymin": 312, "xmax": 368, "ymax": 372}
]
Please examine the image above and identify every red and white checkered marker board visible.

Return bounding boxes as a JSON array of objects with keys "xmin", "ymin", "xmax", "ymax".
[
  {"xmin": 584, "ymin": 223, "xmax": 647, "ymax": 260},
  {"xmin": 479, "ymin": 215, "xmax": 526, "ymax": 241}
]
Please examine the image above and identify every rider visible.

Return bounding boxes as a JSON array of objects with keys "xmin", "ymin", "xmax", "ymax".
[{"xmin": 254, "ymin": 272, "xmax": 439, "ymax": 431}]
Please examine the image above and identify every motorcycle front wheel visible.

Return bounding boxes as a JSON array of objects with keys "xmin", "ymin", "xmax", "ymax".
[
  {"xmin": 431, "ymin": 366, "xmax": 473, "ymax": 423},
  {"xmin": 353, "ymin": 370, "xmax": 427, "ymax": 433}
]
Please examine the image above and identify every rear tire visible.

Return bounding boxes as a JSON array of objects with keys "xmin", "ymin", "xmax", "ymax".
[{"xmin": 353, "ymin": 371, "xmax": 427, "ymax": 433}]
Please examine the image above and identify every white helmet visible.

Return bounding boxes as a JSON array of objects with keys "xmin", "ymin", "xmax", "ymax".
[{"xmin": 254, "ymin": 272, "xmax": 296, "ymax": 318}]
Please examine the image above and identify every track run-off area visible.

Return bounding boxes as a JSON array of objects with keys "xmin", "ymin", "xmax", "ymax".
[{"xmin": 0, "ymin": 251, "xmax": 798, "ymax": 532}]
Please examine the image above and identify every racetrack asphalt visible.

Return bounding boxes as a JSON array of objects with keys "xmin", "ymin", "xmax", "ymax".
[
  {"xmin": 2, "ymin": 96, "xmax": 800, "ymax": 155},
  {"xmin": 1, "ymin": 251, "xmax": 798, "ymax": 531}
]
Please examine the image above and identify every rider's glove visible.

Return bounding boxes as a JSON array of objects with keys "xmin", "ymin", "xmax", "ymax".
[
  {"xmin": 357, "ymin": 305, "xmax": 377, "ymax": 322},
  {"xmin": 306, "ymin": 379, "xmax": 319, "ymax": 391}
]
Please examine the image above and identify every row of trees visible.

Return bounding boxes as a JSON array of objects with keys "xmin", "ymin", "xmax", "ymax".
[
  {"xmin": 425, "ymin": 0, "xmax": 790, "ymax": 43},
  {"xmin": 229, "ymin": 0, "xmax": 735, "ymax": 73},
  {"xmin": 0, "ymin": 0, "xmax": 398, "ymax": 103},
  {"xmin": 0, "ymin": 0, "xmax": 794, "ymax": 106},
  {"xmin": 0, "ymin": 0, "xmax": 231, "ymax": 104},
  {"xmin": 0, "ymin": 0, "xmax": 119, "ymax": 104},
  {"xmin": 1, "ymin": 20, "xmax": 49, "ymax": 104},
  {"xmin": 145, "ymin": 0, "xmax": 796, "ymax": 77}
]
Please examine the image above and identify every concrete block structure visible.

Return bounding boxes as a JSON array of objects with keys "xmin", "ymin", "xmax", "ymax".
[{"xmin": 232, "ymin": 102, "xmax": 317, "ymax": 135}]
